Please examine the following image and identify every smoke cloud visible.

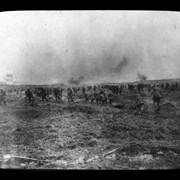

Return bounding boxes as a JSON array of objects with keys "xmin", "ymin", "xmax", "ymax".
[
  {"xmin": 3, "ymin": 72, "xmax": 13, "ymax": 83},
  {"xmin": 69, "ymin": 76, "xmax": 84, "ymax": 85},
  {"xmin": 137, "ymin": 72, "xmax": 148, "ymax": 81},
  {"xmin": 1, "ymin": 11, "xmax": 180, "ymax": 85}
]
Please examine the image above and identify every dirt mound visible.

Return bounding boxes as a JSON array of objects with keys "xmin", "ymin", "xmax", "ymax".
[
  {"xmin": 15, "ymin": 109, "xmax": 42, "ymax": 120},
  {"xmin": 117, "ymin": 142, "xmax": 148, "ymax": 156},
  {"xmin": 161, "ymin": 102, "xmax": 175, "ymax": 110},
  {"xmin": 158, "ymin": 102, "xmax": 178, "ymax": 117},
  {"xmin": 62, "ymin": 105, "xmax": 98, "ymax": 114}
]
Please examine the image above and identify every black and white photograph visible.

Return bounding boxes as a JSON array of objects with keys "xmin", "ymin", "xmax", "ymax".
[{"xmin": 0, "ymin": 10, "xmax": 180, "ymax": 169}]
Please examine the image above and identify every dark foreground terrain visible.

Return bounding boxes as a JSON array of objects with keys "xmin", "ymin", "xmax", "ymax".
[{"xmin": 0, "ymin": 87, "xmax": 180, "ymax": 169}]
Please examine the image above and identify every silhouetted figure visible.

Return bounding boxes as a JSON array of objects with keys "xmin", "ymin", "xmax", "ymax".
[
  {"xmin": 25, "ymin": 88, "xmax": 34, "ymax": 105},
  {"xmin": 0, "ymin": 89, "xmax": 6, "ymax": 106},
  {"xmin": 151, "ymin": 84, "xmax": 162, "ymax": 112}
]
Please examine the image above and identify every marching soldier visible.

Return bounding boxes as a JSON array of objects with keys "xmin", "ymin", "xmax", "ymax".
[
  {"xmin": 82, "ymin": 86, "xmax": 86, "ymax": 95},
  {"xmin": 0, "ymin": 89, "xmax": 6, "ymax": 106},
  {"xmin": 151, "ymin": 84, "xmax": 162, "ymax": 111},
  {"xmin": 25, "ymin": 88, "xmax": 34, "ymax": 105},
  {"xmin": 67, "ymin": 88, "xmax": 74, "ymax": 102},
  {"xmin": 107, "ymin": 89, "xmax": 113, "ymax": 104},
  {"xmin": 135, "ymin": 93, "xmax": 145, "ymax": 114},
  {"xmin": 41, "ymin": 87, "xmax": 48, "ymax": 102}
]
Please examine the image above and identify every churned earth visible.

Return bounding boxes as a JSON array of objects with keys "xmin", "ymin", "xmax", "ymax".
[{"xmin": 0, "ymin": 88, "xmax": 180, "ymax": 169}]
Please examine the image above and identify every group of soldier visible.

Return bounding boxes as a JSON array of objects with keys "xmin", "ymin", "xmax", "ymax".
[
  {"xmin": 134, "ymin": 84, "xmax": 162, "ymax": 113},
  {"xmin": 0, "ymin": 81, "xmax": 179, "ymax": 113}
]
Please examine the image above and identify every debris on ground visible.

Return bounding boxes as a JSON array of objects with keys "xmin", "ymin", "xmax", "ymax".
[{"xmin": 0, "ymin": 87, "xmax": 180, "ymax": 169}]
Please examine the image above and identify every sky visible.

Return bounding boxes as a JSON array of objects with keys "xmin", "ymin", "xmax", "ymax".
[{"xmin": 0, "ymin": 10, "xmax": 180, "ymax": 85}]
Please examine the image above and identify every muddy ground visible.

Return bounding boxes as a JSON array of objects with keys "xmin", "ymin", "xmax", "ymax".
[{"xmin": 0, "ymin": 89, "xmax": 180, "ymax": 169}]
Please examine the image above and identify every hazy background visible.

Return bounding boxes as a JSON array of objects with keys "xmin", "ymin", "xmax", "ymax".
[{"xmin": 0, "ymin": 11, "xmax": 180, "ymax": 85}]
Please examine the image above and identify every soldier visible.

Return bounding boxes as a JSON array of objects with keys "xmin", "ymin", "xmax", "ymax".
[
  {"xmin": 128, "ymin": 84, "xmax": 134, "ymax": 94},
  {"xmin": 53, "ymin": 88, "xmax": 59, "ymax": 101},
  {"xmin": 135, "ymin": 93, "xmax": 145, "ymax": 114},
  {"xmin": 82, "ymin": 86, "xmax": 86, "ymax": 95},
  {"xmin": 84, "ymin": 92, "xmax": 90, "ymax": 103},
  {"xmin": 171, "ymin": 84, "xmax": 175, "ymax": 92},
  {"xmin": 25, "ymin": 88, "xmax": 34, "ymax": 105},
  {"xmin": 140, "ymin": 83, "xmax": 144, "ymax": 93},
  {"xmin": 89, "ymin": 90, "xmax": 96, "ymax": 104},
  {"xmin": 161, "ymin": 83, "xmax": 164, "ymax": 89},
  {"xmin": 54, "ymin": 87, "xmax": 63, "ymax": 102},
  {"xmin": 60, "ymin": 88, "xmax": 64, "ymax": 100},
  {"xmin": 67, "ymin": 88, "xmax": 74, "ymax": 102},
  {"xmin": 40, "ymin": 87, "xmax": 48, "ymax": 102},
  {"xmin": 166, "ymin": 82, "xmax": 170, "ymax": 90},
  {"xmin": 175, "ymin": 82, "xmax": 178, "ymax": 90},
  {"xmin": 107, "ymin": 89, "xmax": 113, "ymax": 104},
  {"xmin": 93, "ymin": 85, "xmax": 97, "ymax": 91},
  {"xmin": 119, "ymin": 85, "xmax": 123, "ymax": 95},
  {"xmin": 99, "ymin": 90, "xmax": 107, "ymax": 105},
  {"xmin": 0, "ymin": 89, "xmax": 6, "ymax": 106},
  {"xmin": 93, "ymin": 89, "xmax": 100, "ymax": 104},
  {"xmin": 151, "ymin": 84, "xmax": 162, "ymax": 111},
  {"xmin": 45, "ymin": 87, "xmax": 50, "ymax": 98}
]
